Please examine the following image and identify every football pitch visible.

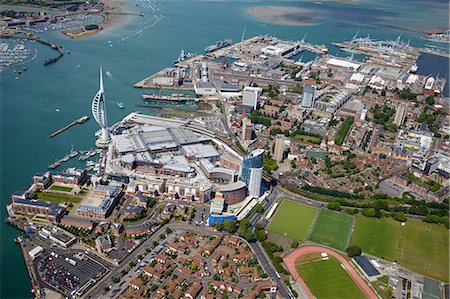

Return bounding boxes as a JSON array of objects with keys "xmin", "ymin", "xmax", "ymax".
[
  {"xmin": 309, "ymin": 209, "xmax": 354, "ymax": 251},
  {"xmin": 296, "ymin": 253, "xmax": 366, "ymax": 299},
  {"xmin": 350, "ymin": 215, "xmax": 449, "ymax": 282},
  {"xmin": 267, "ymin": 199, "xmax": 317, "ymax": 241}
]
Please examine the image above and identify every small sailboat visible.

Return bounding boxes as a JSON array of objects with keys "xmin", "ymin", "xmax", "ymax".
[
  {"xmin": 76, "ymin": 63, "xmax": 80, "ymax": 69},
  {"xmin": 117, "ymin": 102, "xmax": 125, "ymax": 109},
  {"xmin": 55, "ymin": 108, "xmax": 61, "ymax": 112}
]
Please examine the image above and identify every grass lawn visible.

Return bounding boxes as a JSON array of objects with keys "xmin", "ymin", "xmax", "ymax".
[
  {"xmin": 49, "ymin": 185, "xmax": 73, "ymax": 192},
  {"xmin": 293, "ymin": 134, "xmax": 321, "ymax": 144},
  {"xmin": 309, "ymin": 209, "xmax": 354, "ymax": 251},
  {"xmin": 350, "ymin": 215, "xmax": 449, "ymax": 282},
  {"xmin": 35, "ymin": 191, "xmax": 82, "ymax": 204},
  {"xmin": 268, "ymin": 199, "xmax": 317, "ymax": 241},
  {"xmin": 296, "ymin": 254, "xmax": 366, "ymax": 299}
]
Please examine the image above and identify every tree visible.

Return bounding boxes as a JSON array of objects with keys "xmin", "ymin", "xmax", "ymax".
[
  {"xmin": 255, "ymin": 204, "xmax": 264, "ymax": 213},
  {"xmin": 165, "ymin": 227, "xmax": 172, "ymax": 235},
  {"xmin": 215, "ymin": 222, "xmax": 223, "ymax": 231},
  {"xmin": 346, "ymin": 245, "xmax": 362, "ymax": 257},
  {"xmin": 85, "ymin": 24, "xmax": 99, "ymax": 30},
  {"xmin": 190, "ymin": 263, "xmax": 198, "ymax": 271},
  {"xmin": 290, "ymin": 159, "xmax": 297, "ymax": 169},
  {"xmin": 362, "ymin": 208, "xmax": 377, "ymax": 217},
  {"xmin": 327, "ymin": 202, "xmax": 341, "ymax": 211},
  {"xmin": 240, "ymin": 218, "xmax": 251, "ymax": 228},
  {"xmin": 238, "ymin": 226, "xmax": 256, "ymax": 242},
  {"xmin": 223, "ymin": 220, "xmax": 237, "ymax": 233},
  {"xmin": 440, "ymin": 216, "xmax": 449, "ymax": 229},
  {"xmin": 290, "ymin": 240, "xmax": 299, "ymax": 249},
  {"xmin": 425, "ymin": 96, "xmax": 435, "ymax": 105},
  {"xmin": 399, "ymin": 88, "xmax": 417, "ymax": 100},
  {"xmin": 424, "ymin": 214, "xmax": 440, "ymax": 223},
  {"xmin": 335, "ymin": 116, "xmax": 354, "ymax": 146},
  {"xmin": 393, "ymin": 212, "xmax": 407, "ymax": 222},
  {"xmin": 255, "ymin": 229, "xmax": 267, "ymax": 242}
]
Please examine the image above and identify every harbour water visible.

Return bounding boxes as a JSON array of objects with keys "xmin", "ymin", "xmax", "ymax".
[
  {"xmin": 416, "ymin": 53, "xmax": 449, "ymax": 97},
  {"xmin": 1, "ymin": 0, "xmax": 448, "ymax": 297}
]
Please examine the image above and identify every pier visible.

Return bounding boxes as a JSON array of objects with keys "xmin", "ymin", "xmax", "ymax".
[{"xmin": 49, "ymin": 115, "xmax": 89, "ymax": 138}]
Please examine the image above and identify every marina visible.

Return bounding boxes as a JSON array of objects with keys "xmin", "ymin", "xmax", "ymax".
[
  {"xmin": 49, "ymin": 115, "xmax": 89, "ymax": 138},
  {"xmin": 0, "ymin": 42, "xmax": 34, "ymax": 73},
  {"xmin": 48, "ymin": 149, "xmax": 98, "ymax": 169},
  {"xmin": 1, "ymin": 31, "xmax": 65, "ymax": 67}
]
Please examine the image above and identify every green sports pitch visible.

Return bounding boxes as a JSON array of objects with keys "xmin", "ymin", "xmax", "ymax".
[
  {"xmin": 309, "ymin": 209, "xmax": 354, "ymax": 251},
  {"xmin": 350, "ymin": 215, "xmax": 449, "ymax": 282},
  {"xmin": 296, "ymin": 253, "xmax": 366, "ymax": 299},
  {"xmin": 267, "ymin": 199, "xmax": 317, "ymax": 241}
]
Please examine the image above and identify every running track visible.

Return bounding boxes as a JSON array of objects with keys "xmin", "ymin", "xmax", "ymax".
[{"xmin": 283, "ymin": 246, "xmax": 378, "ymax": 299}]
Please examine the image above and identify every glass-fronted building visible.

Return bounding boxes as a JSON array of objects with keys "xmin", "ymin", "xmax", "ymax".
[{"xmin": 241, "ymin": 149, "xmax": 264, "ymax": 198}]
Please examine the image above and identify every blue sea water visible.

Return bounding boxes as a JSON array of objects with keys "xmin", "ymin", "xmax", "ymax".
[
  {"xmin": 416, "ymin": 53, "xmax": 449, "ymax": 97},
  {"xmin": 0, "ymin": 0, "xmax": 448, "ymax": 297}
]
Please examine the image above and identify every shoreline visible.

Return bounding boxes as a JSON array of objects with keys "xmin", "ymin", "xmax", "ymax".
[
  {"xmin": 64, "ymin": 0, "xmax": 133, "ymax": 39},
  {"xmin": 2, "ymin": 0, "xmax": 133, "ymax": 40}
]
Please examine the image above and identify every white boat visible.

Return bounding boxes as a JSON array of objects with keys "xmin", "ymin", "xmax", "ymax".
[{"xmin": 117, "ymin": 102, "xmax": 124, "ymax": 109}]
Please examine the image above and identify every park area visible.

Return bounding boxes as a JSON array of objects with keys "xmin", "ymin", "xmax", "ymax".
[
  {"xmin": 309, "ymin": 209, "xmax": 354, "ymax": 251},
  {"xmin": 49, "ymin": 185, "xmax": 73, "ymax": 192},
  {"xmin": 35, "ymin": 191, "xmax": 82, "ymax": 204},
  {"xmin": 295, "ymin": 253, "xmax": 367, "ymax": 299},
  {"xmin": 267, "ymin": 199, "xmax": 317, "ymax": 241},
  {"xmin": 350, "ymin": 215, "xmax": 449, "ymax": 282}
]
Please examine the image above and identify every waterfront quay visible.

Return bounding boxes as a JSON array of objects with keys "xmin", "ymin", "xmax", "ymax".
[
  {"xmin": 133, "ymin": 34, "xmax": 446, "ymax": 103},
  {"xmin": 134, "ymin": 35, "xmax": 328, "ymax": 93}
]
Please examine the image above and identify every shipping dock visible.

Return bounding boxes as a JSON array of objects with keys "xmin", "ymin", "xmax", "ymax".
[{"xmin": 49, "ymin": 115, "xmax": 89, "ymax": 138}]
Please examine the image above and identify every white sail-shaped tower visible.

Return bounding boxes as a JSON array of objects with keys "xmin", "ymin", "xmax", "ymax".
[{"xmin": 92, "ymin": 66, "xmax": 111, "ymax": 148}]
